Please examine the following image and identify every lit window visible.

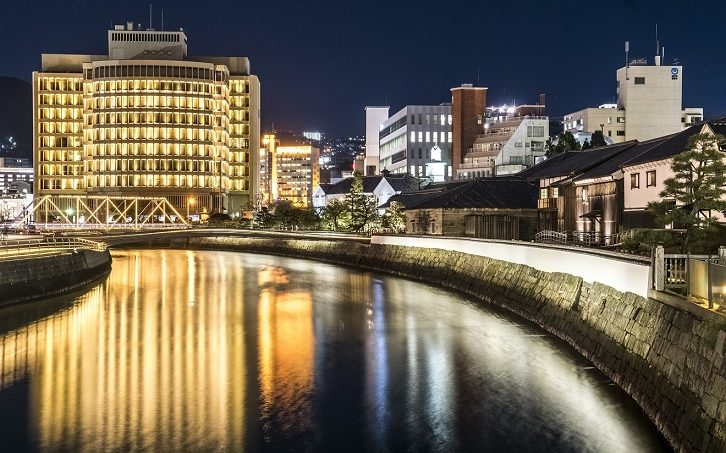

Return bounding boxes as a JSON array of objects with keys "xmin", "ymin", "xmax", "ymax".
[
  {"xmin": 581, "ymin": 188, "xmax": 588, "ymax": 201},
  {"xmin": 646, "ymin": 170, "xmax": 656, "ymax": 187},
  {"xmin": 447, "ymin": 115, "xmax": 452, "ymax": 125},
  {"xmin": 425, "ymin": 132, "xmax": 430, "ymax": 142},
  {"xmin": 418, "ymin": 132, "xmax": 423, "ymax": 142},
  {"xmin": 448, "ymin": 132, "xmax": 452, "ymax": 143},
  {"xmin": 410, "ymin": 131, "xmax": 416, "ymax": 143}
]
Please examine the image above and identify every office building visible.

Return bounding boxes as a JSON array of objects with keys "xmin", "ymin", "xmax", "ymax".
[
  {"xmin": 378, "ymin": 105, "xmax": 452, "ymax": 182},
  {"xmin": 33, "ymin": 21, "xmax": 260, "ymax": 217},
  {"xmin": 275, "ymin": 144, "xmax": 320, "ymax": 207},
  {"xmin": 450, "ymin": 84, "xmax": 487, "ymax": 176},
  {"xmin": 0, "ymin": 158, "xmax": 33, "ymax": 195},
  {"xmin": 364, "ymin": 106, "xmax": 389, "ymax": 175},
  {"xmin": 564, "ymin": 44, "xmax": 702, "ymax": 143}
]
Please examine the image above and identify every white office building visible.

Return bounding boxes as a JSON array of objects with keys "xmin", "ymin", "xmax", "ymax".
[
  {"xmin": 378, "ymin": 105, "xmax": 452, "ymax": 182},
  {"xmin": 564, "ymin": 45, "xmax": 703, "ymax": 143},
  {"xmin": 364, "ymin": 106, "xmax": 389, "ymax": 176}
]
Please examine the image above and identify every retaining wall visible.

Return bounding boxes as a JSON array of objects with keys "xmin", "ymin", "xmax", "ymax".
[
  {"xmin": 0, "ymin": 249, "xmax": 112, "ymax": 306},
  {"xmin": 186, "ymin": 235, "xmax": 726, "ymax": 453}
]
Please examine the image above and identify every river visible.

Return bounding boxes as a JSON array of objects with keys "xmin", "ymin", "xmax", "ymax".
[{"xmin": 0, "ymin": 249, "xmax": 669, "ymax": 452}]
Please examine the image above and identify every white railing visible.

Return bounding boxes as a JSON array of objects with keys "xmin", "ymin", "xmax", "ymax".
[
  {"xmin": 0, "ymin": 237, "xmax": 106, "ymax": 257},
  {"xmin": 653, "ymin": 246, "xmax": 726, "ymax": 310},
  {"xmin": 534, "ymin": 230, "xmax": 627, "ymax": 247}
]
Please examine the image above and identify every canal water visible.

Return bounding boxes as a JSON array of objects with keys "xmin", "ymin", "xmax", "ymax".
[{"xmin": 0, "ymin": 249, "xmax": 669, "ymax": 452}]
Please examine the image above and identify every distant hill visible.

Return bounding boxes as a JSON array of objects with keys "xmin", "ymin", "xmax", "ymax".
[{"xmin": 0, "ymin": 77, "xmax": 32, "ymax": 159}]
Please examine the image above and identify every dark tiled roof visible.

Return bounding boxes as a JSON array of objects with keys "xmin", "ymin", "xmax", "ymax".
[
  {"xmin": 379, "ymin": 187, "xmax": 447, "ymax": 209},
  {"xmin": 323, "ymin": 175, "xmax": 384, "ymax": 195},
  {"xmin": 406, "ymin": 177, "xmax": 538, "ymax": 210},
  {"xmin": 386, "ymin": 173, "xmax": 423, "ymax": 192},
  {"xmin": 517, "ymin": 142, "xmax": 635, "ymax": 180},
  {"xmin": 620, "ymin": 124, "xmax": 705, "ymax": 167}
]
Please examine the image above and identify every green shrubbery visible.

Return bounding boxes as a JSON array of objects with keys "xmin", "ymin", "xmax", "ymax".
[{"xmin": 620, "ymin": 226, "xmax": 726, "ymax": 255}]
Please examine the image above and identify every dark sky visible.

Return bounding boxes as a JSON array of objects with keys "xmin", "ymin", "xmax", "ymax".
[{"xmin": 2, "ymin": 0, "xmax": 725, "ymax": 137}]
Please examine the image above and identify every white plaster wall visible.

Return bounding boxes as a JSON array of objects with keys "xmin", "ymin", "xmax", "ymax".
[{"xmin": 371, "ymin": 235, "xmax": 651, "ymax": 297}]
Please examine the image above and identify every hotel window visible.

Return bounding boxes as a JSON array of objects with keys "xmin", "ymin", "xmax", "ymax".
[
  {"xmin": 425, "ymin": 132, "xmax": 430, "ymax": 142},
  {"xmin": 410, "ymin": 131, "xmax": 416, "ymax": 143},
  {"xmin": 418, "ymin": 132, "xmax": 423, "ymax": 142},
  {"xmin": 410, "ymin": 115, "xmax": 415, "ymax": 124},
  {"xmin": 630, "ymin": 173, "xmax": 640, "ymax": 189},
  {"xmin": 617, "ymin": 131, "xmax": 625, "ymax": 136},
  {"xmin": 634, "ymin": 77, "xmax": 646, "ymax": 85},
  {"xmin": 617, "ymin": 117, "xmax": 625, "ymax": 123},
  {"xmin": 646, "ymin": 170, "xmax": 656, "ymax": 187},
  {"xmin": 447, "ymin": 115, "xmax": 452, "ymax": 125},
  {"xmin": 448, "ymin": 132, "xmax": 452, "ymax": 142},
  {"xmin": 418, "ymin": 114, "xmax": 422, "ymax": 125},
  {"xmin": 418, "ymin": 149, "xmax": 423, "ymax": 159}
]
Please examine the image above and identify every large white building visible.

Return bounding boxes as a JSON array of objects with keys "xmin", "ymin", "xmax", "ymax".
[
  {"xmin": 33, "ymin": 21, "xmax": 260, "ymax": 218},
  {"xmin": 377, "ymin": 105, "xmax": 453, "ymax": 182},
  {"xmin": 564, "ymin": 45, "xmax": 702, "ymax": 143}
]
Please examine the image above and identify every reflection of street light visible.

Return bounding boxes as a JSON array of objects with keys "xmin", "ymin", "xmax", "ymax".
[{"xmin": 187, "ymin": 198, "xmax": 196, "ymax": 220}]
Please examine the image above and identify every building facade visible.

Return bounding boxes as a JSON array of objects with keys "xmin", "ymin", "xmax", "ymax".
[
  {"xmin": 564, "ymin": 47, "xmax": 702, "ymax": 143},
  {"xmin": 364, "ymin": 106, "xmax": 389, "ymax": 176},
  {"xmin": 378, "ymin": 105, "xmax": 452, "ymax": 181},
  {"xmin": 450, "ymin": 84, "xmax": 487, "ymax": 177},
  {"xmin": 0, "ymin": 158, "xmax": 33, "ymax": 195},
  {"xmin": 275, "ymin": 144, "xmax": 320, "ymax": 208},
  {"xmin": 33, "ymin": 22, "xmax": 260, "ymax": 218}
]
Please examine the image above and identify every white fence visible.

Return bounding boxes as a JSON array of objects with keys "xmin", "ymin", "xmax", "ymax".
[{"xmin": 371, "ymin": 235, "xmax": 651, "ymax": 297}]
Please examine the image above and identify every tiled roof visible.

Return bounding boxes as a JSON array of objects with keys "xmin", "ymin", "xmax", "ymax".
[
  {"xmin": 620, "ymin": 123, "xmax": 704, "ymax": 167},
  {"xmin": 405, "ymin": 177, "xmax": 538, "ymax": 210},
  {"xmin": 517, "ymin": 142, "xmax": 635, "ymax": 180},
  {"xmin": 379, "ymin": 187, "xmax": 447, "ymax": 209},
  {"xmin": 386, "ymin": 173, "xmax": 424, "ymax": 192},
  {"xmin": 323, "ymin": 176, "xmax": 384, "ymax": 195}
]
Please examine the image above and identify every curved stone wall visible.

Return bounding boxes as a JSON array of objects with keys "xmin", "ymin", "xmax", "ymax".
[
  {"xmin": 0, "ymin": 249, "xmax": 112, "ymax": 306},
  {"xmin": 185, "ymin": 235, "xmax": 726, "ymax": 453}
]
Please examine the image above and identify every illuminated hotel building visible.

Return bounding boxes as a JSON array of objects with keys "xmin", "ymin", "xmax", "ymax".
[{"xmin": 33, "ymin": 22, "xmax": 260, "ymax": 216}]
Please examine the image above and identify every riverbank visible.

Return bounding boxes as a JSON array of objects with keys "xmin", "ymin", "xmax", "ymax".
[
  {"xmin": 182, "ymin": 235, "xmax": 726, "ymax": 453},
  {"xmin": 0, "ymin": 249, "xmax": 112, "ymax": 307}
]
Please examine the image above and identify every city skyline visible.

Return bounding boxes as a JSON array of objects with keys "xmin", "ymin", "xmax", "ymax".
[{"xmin": 2, "ymin": 1, "xmax": 724, "ymax": 137}]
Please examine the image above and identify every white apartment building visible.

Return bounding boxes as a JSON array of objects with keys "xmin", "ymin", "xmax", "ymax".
[
  {"xmin": 378, "ymin": 105, "xmax": 452, "ymax": 182},
  {"xmin": 458, "ymin": 108, "xmax": 548, "ymax": 178},
  {"xmin": 564, "ymin": 47, "xmax": 702, "ymax": 143}
]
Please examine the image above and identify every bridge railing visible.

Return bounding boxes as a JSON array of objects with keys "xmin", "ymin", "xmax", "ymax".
[{"xmin": 0, "ymin": 237, "xmax": 106, "ymax": 257}]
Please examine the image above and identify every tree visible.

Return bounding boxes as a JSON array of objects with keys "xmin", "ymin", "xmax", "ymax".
[
  {"xmin": 546, "ymin": 131, "xmax": 581, "ymax": 157},
  {"xmin": 581, "ymin": 139, "xmax": 591, "ymax": 150},
  {"xmin": 590, "ymin": 130, "xmax": 608, "ymax": 148},
  {"xmin": 648, "ymin": 133, "xmax": 726, "ymax": 252},
  {"xmin": 345, "ymin": 171, "xmax": 379, "ymax": 233},
  {"xmin": 322, "ymin": 199, "xmax": 349, "ymax": 230},
  {"xmin": 382, "ymin": 201, "xmax": 406, "ymax": 233}
]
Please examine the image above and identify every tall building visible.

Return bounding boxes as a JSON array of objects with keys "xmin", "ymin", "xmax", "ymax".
[
  {"xmin": 259, "ymin": 134, "xmax": 319, "ymax": 208},
  {"xmin": 364, "ymin": 106, "xmax": 389, "ymax": 176},
  {"xmin": 0, "ymin": 157, "xmax": 33, "ymax": 195},
  {"xmin": 450, "ymin": 84, "xmax": 487, "ymax": 176},
  {"xmin": 275, "ymin": 144, "xmax": 320, "ymax": 207},
  {"xmin": 378, "ymin": 105, "xmax": 452, "ymax": 182},
  {"xmin": 564, "ymin": 44, "xmax": 702, "ymax": 143},
  {"xmin": 33, "ymin": 21, "xmax": 260, "ymax": 217}
]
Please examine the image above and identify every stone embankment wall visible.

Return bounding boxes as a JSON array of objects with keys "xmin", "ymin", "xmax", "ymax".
[
  {"xmin": 0, "ymin": 249, "xmax": 112, "ymax": 306},
  {"xmin": 186, "ymin": 236, "xmax": 726, "ymax": 453}
]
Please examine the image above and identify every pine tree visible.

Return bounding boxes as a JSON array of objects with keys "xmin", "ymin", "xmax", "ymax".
[
  {"xmin": 345, "ymin": 171, "xmax": 379, "ymax": 233},
  {"xmin": 382, "ymin": 201, "xmax": 406, "ymax": 233},
  {"xmin": 648, "ymin": 133, "xmax": 726, "ymax": 252},
  {"xmin": 590, "ymin": 130, "xmax": 608, "ymax": 148}
]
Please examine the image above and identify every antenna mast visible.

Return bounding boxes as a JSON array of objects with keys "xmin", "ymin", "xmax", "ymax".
[
  {"xmin": 625, "ymin": 41, "xmax": 630, "ymax": 80},
  {"xmin": 161, "ymin": 10, "xmax": 164, "ymax": 31},
  {"xmin": 149, "ymin": 3, "xmax": 153, "ymax": 30}
]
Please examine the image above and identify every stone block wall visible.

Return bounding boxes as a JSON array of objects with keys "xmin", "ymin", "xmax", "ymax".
[
  {"xmin": 0, "ymin": 249, "xmax": 112, "ymax": 306},
  {"xmin": 187, "ymin": 236, "xmax": 726, "ymax": 453}
]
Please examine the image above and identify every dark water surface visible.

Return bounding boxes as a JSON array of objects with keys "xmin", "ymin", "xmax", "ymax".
[{"xmin": 0, "ymin": 249, "xmax": 669, "ymax": 452}]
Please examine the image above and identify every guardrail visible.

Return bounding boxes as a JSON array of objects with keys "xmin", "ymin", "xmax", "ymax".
[
  {"xmin": 0, "ymin": 237, "xmax": 106, "ymax": 256},
  {"xmin": 535, "ymin": 230, "xmax": 627, "ymax": 247}
]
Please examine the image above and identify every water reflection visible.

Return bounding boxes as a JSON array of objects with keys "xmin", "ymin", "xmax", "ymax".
[{"xmin": 0, "ymin": 249, "xmax": 668, "ymax": 452}]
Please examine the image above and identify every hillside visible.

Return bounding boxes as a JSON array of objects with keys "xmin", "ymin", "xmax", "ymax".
[{"xmin": 0, "ymin": 77, "xmax": 32, "ymax": 159}]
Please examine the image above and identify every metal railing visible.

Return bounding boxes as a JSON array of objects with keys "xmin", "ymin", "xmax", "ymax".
[
  {"xmin": 0, "ymin": 237, "xmax": 106, "ymax": 257},
  {"xmin": 534, "ymin": 230, "xmax": 626, "ymax": 247},
  {"xmin": 653, "ymin": 246, "xmax": 726, "ymax": 310}
]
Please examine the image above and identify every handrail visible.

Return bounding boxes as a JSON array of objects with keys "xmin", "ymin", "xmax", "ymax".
[{"xmin": 0, "ymin": 237, "xmax": 106, "ymax": 256}]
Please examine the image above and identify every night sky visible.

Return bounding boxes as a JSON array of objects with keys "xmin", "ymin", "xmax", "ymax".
[{"xmin": 2, "ymin": 0, "xmax": 725, "ymax": 137}]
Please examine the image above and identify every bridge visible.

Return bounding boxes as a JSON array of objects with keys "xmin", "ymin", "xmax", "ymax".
[{"xmin": 8, "ymin": 195, "xmax": 189, "ymax": 232}]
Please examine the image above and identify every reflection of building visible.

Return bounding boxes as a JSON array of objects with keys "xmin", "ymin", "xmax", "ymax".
[
  {"xmin": 378, "ymin": 105, "xmax": 452, "ymax": 180},
  {"xmin": 259, "ymin": 134, "xmax": 278, "ymax": 205},
  {"xmin": 33, "ymin": 21, "xmax": 260, "ymax": 217},
  {"xmin": 564, "ymin": 45, "xmax": 702, "ymax": 143}
]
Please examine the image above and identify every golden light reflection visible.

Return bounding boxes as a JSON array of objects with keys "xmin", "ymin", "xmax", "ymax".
[
  {"xmin": 257, "ymin": 265, "xmax": 314, "ymax": 437},
  {"xmin": 0, "ymin": 250, "xmax": 247, "ymax": 451}
]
